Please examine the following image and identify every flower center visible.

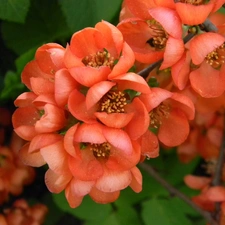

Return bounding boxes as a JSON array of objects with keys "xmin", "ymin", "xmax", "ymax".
[
  {"xmin": 99, "ymin": 90, "xmax": 128, "ymax": 114},
  {"xmin": 90, "ymin": 142, "xmax": 111, "ymax": 159},
  {"xmin": 149, "ymin": 103, "xmax": 170, "ymax": 128},
  {"xmin": 176, "ymin": 0, "xmax": 208, "ymax": 5},
  {"xmin": 82, "ymin": 50, "xmax": 115, "ymax": 69},
  {"xmin": 147, "ymin": 20, "xmax": 168, "ymax": 50},
  {"xmin": 205, "ymin": 43, "xmax": 225, "ymax": 69}
]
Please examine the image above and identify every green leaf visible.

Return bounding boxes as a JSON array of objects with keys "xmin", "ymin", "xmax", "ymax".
[
  {"xmin": 142, "ymin": 198, "xmax": 193, "ymax": 225},
  {"xmin": 2, "ymin": 0, "xmax": 71, "ymax": 55},
  {"xmin": 53, "ymin": 192, "xmax": 112, "ymax": 222},
  {"xmin": 0, "ymin": 0, "xmax": 30, "ymax": 23},
  {"xmin": 59, "ymin": 0, "xmax": 122, "ymax": 32},
  {"xmin": 0, "ymin": 70, "xmax": 25, "ymax": 101},
  {"xmin": 164, "ymin": 155, "xmax": 200, "ymax": 186}
]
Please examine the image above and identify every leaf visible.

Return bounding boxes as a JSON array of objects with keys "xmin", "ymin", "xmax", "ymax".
[
  {"xmin": 142, "ymin": 198, "xmax": 193, "ymax": 225},
  {"xmin": 164, "ymin": 155, "xmax": 200, "ymax": 185},
  {"xmin": 58, "ymin": 0, "xmax": 122, "ymax": 32},
  {"xmin": 1, "ymin": 0, "xmax": 71, "ymax": 55},
  {"xmin": 53, "ymin": 193, "xmax": 112, "ymax": 222},
  {"xmin": 0, "ymin": 0, "xmax": 30, "ymax": 23},
  {"xmin": 0, "ymin": 70, "xmax": 25, "ymax": 101}
]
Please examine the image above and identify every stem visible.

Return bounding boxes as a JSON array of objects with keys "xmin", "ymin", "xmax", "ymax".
[
  {"xmin": 211, "ymin": 115, "xmax": 225, "ymax": 220},
  {"xmin": 140, "ymin": 163, "xmax": 219, "ymax": 225},
  {"xmin": 200, "ymin": 19, "xmax": 218, "ymax": 33}
]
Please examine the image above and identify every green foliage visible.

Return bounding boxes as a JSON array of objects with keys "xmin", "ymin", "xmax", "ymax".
[
  {"xmin": 1, "ymin": 0, "xmax": 71, "ymax": 55},
  {"xmin": 0, "ymin": 0, "xmax": 30, "ymax": 23},
  {"xmin": 142, "ymin": 198, "xmax": 193, "ymax": 225},
  {"xmin": 59, "ymin": 0, "xmax": 122, "ymax": 32}
]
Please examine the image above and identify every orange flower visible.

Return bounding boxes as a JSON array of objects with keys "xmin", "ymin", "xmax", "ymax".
[
  {"xmin": 174, "ymin": 0, "xmax": 224, "ymax": 25},
  {"xmin": 0, "ymin": 134, "xmax": 35, "ymax": 204},
  {"xmin": 12, "ymin": 93, "xmax": 66, "ymax": 141},
  {"xmin": 41, "ymin": 122, "xmax": 142, "ymax": 207},
  {"xmin": 123, "ymin": 0, "xmax": 175, "ymax": 20},
  {"xmin": 189, "ymin": 32, "xmax": 225, "ymax": 98},
  {"xmin": 64, "ymin": 21, "xmax": 135, "ymax": 86},
  {"xmin": 0, "ymin": 199, "xmax": 48, "ymax": 225},
  {"xmin": 68, "ymin": 75, "xmax": 150, "ymax": 140},
  {"xmin": 22, "ymin": 43, "xmax": 65, "ymax": 94},
  {"xmin": 140, "ymin": 88, "xmax": 195, "ymax": 146},
  {"xmin": 117, "ymin": 7, "xmax": 184, "ymax": 68}
]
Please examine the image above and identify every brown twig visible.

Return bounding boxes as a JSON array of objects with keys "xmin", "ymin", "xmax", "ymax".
[
  {"xmin": 211, "ymin": 115, "xmax": 225, "ymax": 220},
  {"xmin": 140, "ymin": 163, "xmax": 219, "ymax": 225}
]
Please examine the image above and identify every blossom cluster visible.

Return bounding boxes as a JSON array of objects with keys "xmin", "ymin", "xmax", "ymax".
[
  {"xmin": 0, "ymin": 109, "xmax": 48, "ymax": 225},
  {"xmin": 12, "ymin": 0, "xmax": 225, "ymax": 213}
]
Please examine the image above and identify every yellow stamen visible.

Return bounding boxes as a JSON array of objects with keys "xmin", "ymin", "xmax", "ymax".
[{"xmin": 90, "ymin": 142, "xmax": 111, "ymax": 159}]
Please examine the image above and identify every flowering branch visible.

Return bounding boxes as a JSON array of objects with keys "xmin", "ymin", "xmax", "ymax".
[
  {"xmin": 140, "ymin": 163, "xmax": 219, "ymax": 225},
  {"xmin": 138, "ymin": 18, "xmax": 217, "ymax": 78}
]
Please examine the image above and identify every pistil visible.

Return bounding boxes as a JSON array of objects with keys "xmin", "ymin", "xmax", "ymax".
[{"xmin": 82, "ymin": 50, "xmax": 115, "ymax": 69}]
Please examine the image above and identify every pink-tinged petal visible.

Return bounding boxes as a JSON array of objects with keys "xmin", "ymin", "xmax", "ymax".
[
  {"xmin": 109, "ymin": 42, "xmax": 135, "ymax": 79},
  {"xmin": 68, "ymin": 89, "xmax": 96, "ymax": 123},
  {"xmin": 140, "ymin": 88, "xmax": 172, "ymax": 112},
  {"xmin": 19, "ymin": 143, "xmax": 46, "ymax": 167},
  {"xmin": 149, "ymin": 7, "xmax": 182, "ymax": 39},
  {"xmin": 68, "ymin": 156, "xmax": 103, "ymax": 181},
  {"xmin": 95, "ymin": 169, "xmax": 132, "ymax": 192},
  {"xmin": 160, "ymin": 37, "xmax": 184, "ymax": 69},
  {"xmin": 30, "ymin": 77, "xmax": 55, "ymax": 95},
  {"xmin": 154, "ymin": 0, "xmax": 175, "ymax": 8},
  {"xmin": 140, "ymin": 130, "xmax": 159, "ymax": 158},
  {"xmin": 55, "ymin": 68, "xmax": 79, "ymax": 107},
  {"xmin": 171, "ymin": 52, "xmax": 190, "ymax": 90},
  {"xmin": 125, "ymin": 97, "xmax": 149, "ymax": 140},
  {"xmin": 35, "ymin": 104, "xmax": 66, "ymax": 133},
  {"xmin": 21, "ymin": 60, "xmax": 51, "ymax": 90},
  {"xmin": 69, "ymin": 66, "xmax": 110, "ymax": 87},
  {"xmin": 124, "ymin": 0, "xmax": 156, "ymax": 20},
  {"xmin": 29, "ymin": 133, "xmax": 62, "ymax": 153},
  {"xmin": 212, "ymin": 0, "xmax": 225, "ymax": 12},
  {"xmin": 184, "ymin": 175, "xmax": 211, "ymax": 190},
  {"xmin": 14, "ymin": 92, "xmax": 37, "ymax": 107},
  {"xmin": 103, "ymin": 126, "xmax": 133, "ymax": 154},
  {"xmin": 35, "ymin": 43, "xmax": 65, "ymax": 75},
  {"xmin": 40, "ymin": 141, "xmax": 69, "ymax": 174},
  {"xmin": 95, "ymin": 21, "xmax": 123, "ymax": 57},
  {"xmin": 86, "ymin": 81, "xmax": 116, "ymax": 110},
  {"xmin": 170, "ymin": 92, "xmax": 195, "ymax": 120},
  {"xmin": 33, "ymin": 94, "xmax": 56, "ymax": 108},
  {"xmin": 205, "ymin": 186, "xmax": 225, "ymax": 202},
  {"xmin": 190, "ymin": 62, "xmax": 225, "ymax": 98},
  {"xmin": 65, "ymin": 183, "xmax": 84, "ymax": 208},
  {"xmin": 106, "ymin": 140, "xmax": 141, "ymax": 171},
  {"xmin": 12, "ymin": 107, "xmax": 40, "ymax": 141},
  {"xmin": 175, "ymin": 2, "xmax": 214, "ymax": 25},
  {"xmin": 114, "ymin": 72, "xmax": 151, "ymax": 94},
  {"xmin": 64, "ymin": 124, "xmax": 79, "ymax": 157},
  {"xmin": 190, "ymin": 33, "xmax": 225, "ymax": 65},
  {"xmin": 95, "ymin": 112, "xmax": 134, "ymax": 128},
  {"xmin": 69, "ymin": 178, "xmax": 94, "ymax": 196},
  {"xmin": 158, "ymin": 109, "xmax": 190, "ymax": 147},
  {"xmin": 45, "ymin": 169, "xmax": 72, "ymax": 193},
  {"xmin": 74, "ymin": 123, "xmax": 106, "ymax": 143},
  {"xmin": 129, "ymin": 167, "xmax": 142, "ymax": 193},
  {"xmin": 89, "ymin": 187, "xmax": 120, "ymax": 204},
  {"xmin": 117, "ymin": 18, "xmax": 164, "ymax": 64},
  {"xmin": 64, "ymin": 44, "xmax": 84, "ymax": 68},
  {"xmin": 70, "ymin": 28, "xmax": 106, "ymax": 57}
]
